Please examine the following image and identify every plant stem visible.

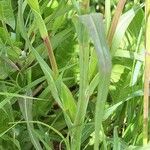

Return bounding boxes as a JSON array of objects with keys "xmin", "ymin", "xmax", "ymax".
[
  {"xmin": 71, "ymin": 42, "xmax": 89, "ymax": 150},
  {"xmin": 43, "ymin": 36, "xmax": 59, "ymax": 77},
  {"xmin": 107, "ymin": 0, "xmax": 127, "ymax": 47},
  {"xmin": 105, "ymin": 0, "xmax": 111, "ymax": 34},
  {"xmin": 94, "ymin": 77, "xmax": 110, "ymax": 150},
  {"xmin": 26, "ymin": 0, "xmax": 58, "ymax": 77},
  {"xmin": 71, "ymin": 1, "xmax": 89, "ymax": 149},
  {"xmin": 143, "ymin": 0, "xmax": 150, "ymax": 145}
]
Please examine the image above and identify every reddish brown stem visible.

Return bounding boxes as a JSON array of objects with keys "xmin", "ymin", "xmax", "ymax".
[
  {"xmin": 43, "ymin": 37, "xmax": 58, "ymax": 77},
  {"xmin": 107, "ymin": 0, "xmax": 127, "ymax": 47}
]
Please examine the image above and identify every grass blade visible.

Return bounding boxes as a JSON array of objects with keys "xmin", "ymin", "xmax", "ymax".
[
  {"xmin": 18, "ymin": 0, "xmax": 76, "ymax": 132},
  {"xmin": 80, "ymin": 13, "xmax": 112, "ymax": 150},
  {"xmin": 107, "ymin": 0, "xmax": 127, "ymax": 46},
  {"xmin": 111, "ymin": 4, "xmax": 143, "ymax": 56},
  {"xmin": 27, "ymin": 0, "xmax": 58, "ymax": 76},
  {"xmin": 71, "ymin": 17, "xmax": 89, "ymax": 150}
]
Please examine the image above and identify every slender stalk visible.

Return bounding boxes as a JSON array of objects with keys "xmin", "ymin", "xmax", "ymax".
[
  {"xmin": 43, "ymin": 36, "xmax": 59, "ymax": 76},
  {"xmin": 94, "ymin": 75, "xmax": 111, "ymax": 150},
  {"xmin": 32, "ymin": 82, "xmax": 44, "ymax": 96},
  {"xmin": 71, "ymin": 1, "xmax": 89, "ymax": 149},
  {"xmin": 71, "ymin": 43, "xmax": 89, "ymax": 150},
  {"xmin": 143, "ymin": 0, "xmax": 150, "ymax": 145},
  {"xmin": 27, "ymin": 0, "xmax": 58, "ymax": 77},
  {"xmin": 107, "ymin": 0, "xmax": 127, "ymax": 46},
  {"xmin": 105, "ymin": 0, "xmax": 111, "ymax": 34}
]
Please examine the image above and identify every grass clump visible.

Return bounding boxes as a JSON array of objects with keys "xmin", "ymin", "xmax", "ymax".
[{"xmin": 0, "ymin": 0, "xmax": 148, "ymax": 149}]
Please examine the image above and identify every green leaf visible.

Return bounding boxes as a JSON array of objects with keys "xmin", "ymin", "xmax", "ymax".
[
  {"xmin": 26, "ymin": 0, "xmax": 40, "ymax": 13},
  {"xmin": 111, "ymin": 65, "xmax": 125, "ymax": 83},
  {"xmin": 111, "ymin": 4, "xmax": 144, "ymax": 56},
  {"xmin": 0, "ymin": 0, "xmax": 15, "ymax": 29},
  {"xmin": 79, "ymin": 13, "xmax": 112, "ymax": 150},
  {"xmin": 27, "ymin": 0, "xmax": 48, "ymax": 38},
  {"xmin": 60, "ymin": 83, "xmax": 77, "ymax": 122},
  {"xmin": 113, "ymin": 127, "xmax": 121, "ymax": 150},
  {"xmin": 103, "ymin": 90, "xmax": 143, "ymax": 121},
  {"xmin": 114, "ymin": 50, "xmax": 144, "ymax": 61},
  {"xmin": 18, "ymin": 90, "xmax": 43, "ymax": 150}
]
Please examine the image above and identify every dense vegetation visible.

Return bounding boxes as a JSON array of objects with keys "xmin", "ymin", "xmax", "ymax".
[{"xmin": 0, "ymin": 0, "xmax": 149, "ymax": 149}]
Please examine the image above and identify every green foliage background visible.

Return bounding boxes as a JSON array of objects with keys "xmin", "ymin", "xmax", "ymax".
[{"xmin": 0, "ymin": 0, "xmax": 147, "ymax": 149}]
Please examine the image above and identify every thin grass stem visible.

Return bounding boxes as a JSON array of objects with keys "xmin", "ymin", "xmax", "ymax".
[
  {"xmin": 71, "ymin": 1, "xmax": 90, "ymax": 149},
  {"xmin": 107, "ymin": 0, "xmax": 127, "ymax": 47},
  {"xmin": 143, "ymin": 0, "xmax": 150, "ymax": 145},
  {"xmin": 43, "ymin": 36, "xmax": 59, "ymax": 77}
]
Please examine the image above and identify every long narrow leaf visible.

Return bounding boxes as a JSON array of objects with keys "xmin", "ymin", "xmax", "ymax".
[{"xmin": 80, "ymin": 13, "xmax": 112, "ymax": 150}]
